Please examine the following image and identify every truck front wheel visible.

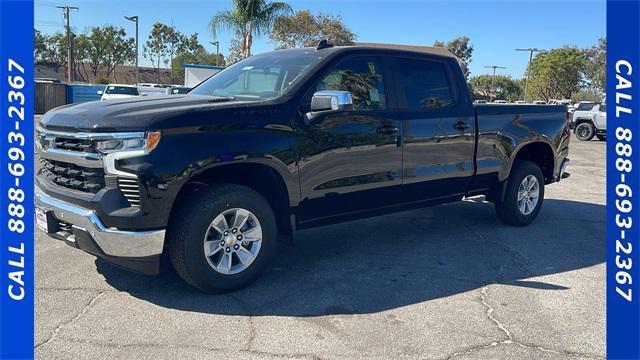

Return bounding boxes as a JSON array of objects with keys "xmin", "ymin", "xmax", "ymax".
[
  {"xmin": 495, "ymin": 161, "xmax": 545, "ymax": 226},
  {"xmin": 168, "ymin": 184, "xmax": 277, "ymax": 292}
]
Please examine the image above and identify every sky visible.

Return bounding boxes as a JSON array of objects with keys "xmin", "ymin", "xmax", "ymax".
[{"xmin": 35, "ymin": 0, "xmax": 606, "ymax": 79}]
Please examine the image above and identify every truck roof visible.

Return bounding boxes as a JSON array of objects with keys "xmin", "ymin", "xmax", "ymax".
[{"xmin": 261, "ymin": 43, "xmax": 458, "ymax": 60}]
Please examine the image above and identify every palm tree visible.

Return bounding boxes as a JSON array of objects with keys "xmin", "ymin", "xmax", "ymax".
[{"xmin": 210, "ymin": 0, "xmax": 292, "ymax": 59}]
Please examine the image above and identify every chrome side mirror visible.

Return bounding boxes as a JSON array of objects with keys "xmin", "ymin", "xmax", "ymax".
[{"xmin": 310, "ymin": 90, "xmax": 353, "ymax": 112}]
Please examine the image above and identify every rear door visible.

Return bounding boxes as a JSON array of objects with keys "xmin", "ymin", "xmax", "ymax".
[
  {"xmin": 391, "ymin": 56, "xmax": 476, "ymax": 201},
  {"xmin": 298, "ymin": 55, "xmax": 403, "ymax": 221}
]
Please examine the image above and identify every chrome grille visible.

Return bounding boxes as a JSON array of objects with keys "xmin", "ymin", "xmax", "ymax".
[
  {"xmin": 118, "ymin": 177, "xmax": 141, "ymax": 207},
  {"xmin": 40, "ymin": 158, "xmax": 105, "ymax": 193}
]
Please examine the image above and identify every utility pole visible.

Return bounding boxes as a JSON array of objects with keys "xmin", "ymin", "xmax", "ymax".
[
  {"xmin": 484, "ymin": 65, "xmax": 506, "ymax": 102},
  {"xmin": 57, "ymin": 5, "xmax": 79, "ymax": 83},
  {"xmin": 210, "ymin": 41, "xmax": 220, "ymax": 66},
  {"xmin": 516, "ymin": 48, "xmax": 545, "ymax": 102},
  {"xmin": 125, "ymin": 16, "xmax": 139, "ymax": 85}
]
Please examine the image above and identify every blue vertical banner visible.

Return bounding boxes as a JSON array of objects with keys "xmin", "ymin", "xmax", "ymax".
[
  {"xmin": 0, "ymin": 0, "xmax": 35, "ymax": 359},
  {"xmin": 607, "ymin": 0, "xmax": 640, "ymax": 359}
]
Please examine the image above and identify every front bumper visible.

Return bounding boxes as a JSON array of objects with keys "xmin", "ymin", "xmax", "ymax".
[{"xmin": 35, "ymin": 186, "xmax": 165, "ymax": 274}]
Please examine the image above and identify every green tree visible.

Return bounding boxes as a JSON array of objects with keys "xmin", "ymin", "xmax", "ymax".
[
  {"xmin": 527, "ymin": 46, "xmax": 586, "ymax": 101},
  {"xmin": 226, "ymin": 36, "xmax": 245, "ymax": 65},
  {"xmin": 144, "ymin": 23, "xmax": 170, "ymax": 83},
  {"xmin": 98, "ymin": 26, "xmax": 135, "ymax": 82},
  {"xmin": 571, "ymin": 89, "xmax": 601, "ymax": 103},
  {"xmin": 144, "ymin": 22, "xmax": 188, "ymax": 83},
  {"xmin": 469, "ymin": 75, "xmax": 523, "ymax": 102},
  {"xmin": 270, "ymin": 10, "xmax": 356, "ymax": 49},
  {"xmin": 583, "ymin": 37, "xmax": 606, "ymax": 95},
  {"xmin": 34, "ymin": 29, "xmax": 47, "ymax": 61},
  {"xmin": 210, "ymin": 0, "xmax": 292, "ymax": 59},
  {"xmin": 171, "ymin": 33, "xmax": 226, "ymax": 79},
  {"xmin": 434, "ymin": 36, "xmax": 473, "ymax": 79}
]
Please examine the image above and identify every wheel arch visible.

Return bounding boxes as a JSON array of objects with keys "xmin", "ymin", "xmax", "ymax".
[
  {"xmin": 169, "ymin": 160, "xmax": 296, "ymax": 238},
  {"xmin": 507, "ymin": 141, "xmax": 556, "ymax": 184}
]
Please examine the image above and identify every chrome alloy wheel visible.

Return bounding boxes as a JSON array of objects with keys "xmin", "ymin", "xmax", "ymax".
[
  {"xmin": 203, "ymin": 208, "xmax": 263, "ymax": 275},
  {"xmin": 517, "ymin": 175, "xmax": 540, "ymax": 215}
]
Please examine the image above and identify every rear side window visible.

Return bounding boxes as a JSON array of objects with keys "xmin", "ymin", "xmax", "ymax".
[
  {"xmin": 396, "ymin": 58, "xmax": 453, "ymax": 110},
  {"xmin": 316, "ymin": 57, "xmax": 386, "ymax": 110}
]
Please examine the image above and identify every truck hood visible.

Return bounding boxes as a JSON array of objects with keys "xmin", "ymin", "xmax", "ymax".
[{"xmin": 39, "ymin": 95, "xmax": 249, "ymax": 132}]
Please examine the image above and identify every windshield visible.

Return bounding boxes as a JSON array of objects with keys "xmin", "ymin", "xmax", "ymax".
[
  {"xmin": 190, "ymin": 51, "xmax": 324, "ymax": 100},
  {"xmin": 105, "ymin": 86, "xmax": 139, "ymax": 95}
]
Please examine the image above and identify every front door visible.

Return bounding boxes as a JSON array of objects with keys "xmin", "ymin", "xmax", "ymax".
[{"xmin": 298, "ymin": 56, "xmax": 403, "ymax": 222}]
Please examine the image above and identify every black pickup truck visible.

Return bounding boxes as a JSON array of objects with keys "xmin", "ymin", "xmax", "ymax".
[{"xmin": 36, "ymin": 42, "xmax": 571, "ymax": 292}]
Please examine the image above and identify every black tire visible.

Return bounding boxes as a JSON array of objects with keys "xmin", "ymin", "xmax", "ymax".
[
  {"xmin": 168, "ymin": 184, "xmax": 277, "ymax": 293},
  {"xmin": 574, "ymin": 122, "xmax": 595, "ymax": 141},
  {"xmin": 595, "ymin": 134, "xmax": 606, "ymax": 141},
  {"xmin": 495, "ymin": 160, "xmax": 545, "ymax": 226}
]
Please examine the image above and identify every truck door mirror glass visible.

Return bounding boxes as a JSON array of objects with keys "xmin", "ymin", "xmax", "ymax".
[{"xmin": 97, "ymin": 90, "xmax": 103, "ymax": 95}]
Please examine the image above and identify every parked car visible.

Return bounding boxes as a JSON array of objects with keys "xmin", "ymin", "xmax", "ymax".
[
  {"xmin": 492, "ymin": 100, "xmax": 508, "ymax": 104},
  {"xmin": 36, "ymin": 43, "xmax": 571, "ymax": 292},
  {"xmin": 514, "ymin": 101, "xmax": 526, "ymax": 104},
  {"xmin": 97, "ymin": 84, "xmax": 140, "ymax": 100},
  {"xmin": 167, "ymin": 86, "xmax": 192, "ymax": 95},
  {"xmin": 473, "ymin": 99, "xmax": 488, "ymax": 104},
  {"xmin": 138, "ymin": 87, "xmax": 167, "ymax": 97},
  {"xmin": 533, "ymin": 100, "xmax": 547, "ymax": 105},
  {"xmin": 573, "ymin": 103, "xmax": 606, "ymax": 141}
]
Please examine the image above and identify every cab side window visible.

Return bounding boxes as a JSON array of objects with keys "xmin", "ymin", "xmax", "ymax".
[
  {"xmin": 396, "ymin": 58, "xmax": 453, "ymax": 110},
  {"xmin": 316, "ymin": 57, "xmax": 387, "ymax": 111}
]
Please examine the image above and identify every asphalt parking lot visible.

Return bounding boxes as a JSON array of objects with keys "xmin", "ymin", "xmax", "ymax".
[{"xmin": 34, "ymin": 115, "xmax": 605, "ymax": 360}]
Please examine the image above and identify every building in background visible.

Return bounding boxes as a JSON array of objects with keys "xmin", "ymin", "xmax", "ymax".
[{"xmin": 183, "ymin": 64, "xmax": 224, "ymax": 88}]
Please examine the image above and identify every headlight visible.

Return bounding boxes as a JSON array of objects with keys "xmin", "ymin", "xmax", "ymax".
[{"xmin": 96, "ymin": 131, "xmax": 161, "ymax": 154}]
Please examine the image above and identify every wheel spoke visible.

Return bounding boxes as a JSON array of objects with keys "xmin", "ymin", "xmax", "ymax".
[
  {"xmin": 210, "ymin": 215, "xmax": 229, "ymax": 235},
  {"xmin": 204, "ymin": 241, "xmax": 223, "ymax": 257},
  {"xmin": 242, "ymin": 225, "xmax": 262, "ymax": 238},
  {"xmin": 236, "ymin": 247, "xmax": 256, "ymax": 266},
  {"xmin": 217, "ymin": 252, "xmax": 232, "ymax": 274},
  {"xmin": 233, "ymin": 209, "xmax": 250, "ymax": 230},
  {"xmin": 518, "ymin": 199, "xmax": 526, "ymax": 214}
]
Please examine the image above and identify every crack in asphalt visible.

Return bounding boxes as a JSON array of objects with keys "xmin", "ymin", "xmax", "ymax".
[
  {"xmin": 444, "ymin": 286, "xmax": 605, "ymax": 360},
  {"xmin": 35, "ymin": 290, "xmax": 106, "ymax": 350},
  {"xmin": 229, "ymin": 294, "xmax": 257, "ymax": 351},
  {"xmin": 440, "ymin": 225, "xmax": 606, "ymax": 360}
]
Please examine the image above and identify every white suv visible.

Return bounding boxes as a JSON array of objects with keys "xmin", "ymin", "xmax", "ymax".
[{"xmin": 572, "ymin": 103, "xmax": 606, "ymax": 141}]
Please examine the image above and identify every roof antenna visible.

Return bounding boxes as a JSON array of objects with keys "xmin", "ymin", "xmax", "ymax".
[{"xmin": 316, "ymin": 39, "xmax": 333, "ymax": 50}]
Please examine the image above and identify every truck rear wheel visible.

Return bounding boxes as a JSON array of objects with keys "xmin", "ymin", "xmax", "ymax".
[
  {"xmin": 574, "ymin": 122, "xmax": 595, "ymax": 141},
  {"xmin": 495, "ymin": 160, "xmax": 545, "ymax": 226},
  {"xmin": 168, "ymin": 184, "xmax": 277, "ymax": 292}
]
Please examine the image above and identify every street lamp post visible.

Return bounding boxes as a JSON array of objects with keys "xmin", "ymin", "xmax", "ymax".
[
  {"xmin": 484, "ymin": 65, "xmax": 506, "ymax": 102},
  {"xmin": 210, "ymin": 41, "xmax": 220, "ymax": 66},
  {"xmin": 125, "ymin": 15, "xmax": 139, "ymax": 85},
  {"xmin": 516, "ymin": 48, "xmax": 545, "ymax": 102}
]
